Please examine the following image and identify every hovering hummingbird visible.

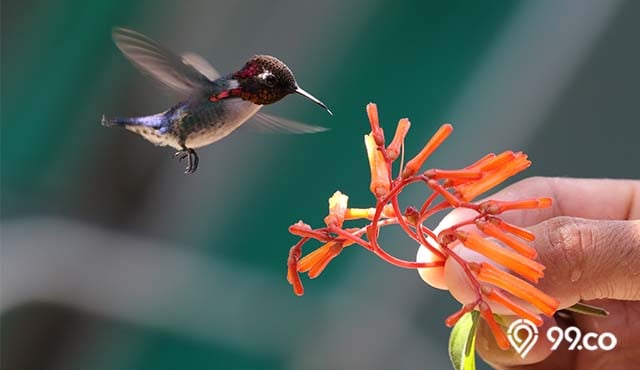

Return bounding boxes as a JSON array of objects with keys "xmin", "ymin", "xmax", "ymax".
[{"xmin": 102, "ymin": 27, "xmax": 332, "ymax": 174}]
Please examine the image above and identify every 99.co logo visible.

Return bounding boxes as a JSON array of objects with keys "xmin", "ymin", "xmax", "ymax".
[
  {"xmin": 547, "ymin": 326, "xmax": 617, "ymax": 352},
  {"xmin": 507, "ymin": 319, "xmax": 617, "ymax": 358}
]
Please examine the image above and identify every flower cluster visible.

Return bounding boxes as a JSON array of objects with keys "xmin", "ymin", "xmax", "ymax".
[{"xmin": 286, "ymin": 103, "xmax": 559, "ymax": 349}]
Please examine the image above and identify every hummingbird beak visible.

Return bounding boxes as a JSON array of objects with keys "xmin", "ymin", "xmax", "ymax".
[{"xmin": 295, "ymin": 86, "xmax": 333, "ymax": 116}]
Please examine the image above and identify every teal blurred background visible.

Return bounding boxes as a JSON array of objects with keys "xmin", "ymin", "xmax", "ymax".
[{"xmin": 2, "ymin": 1, "xmax": 639, "ymax": 369}]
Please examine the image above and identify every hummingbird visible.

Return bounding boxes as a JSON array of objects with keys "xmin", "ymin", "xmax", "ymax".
[{"xmin": 102, "ymin": 27, "xmax": 332, "ymax": 174}]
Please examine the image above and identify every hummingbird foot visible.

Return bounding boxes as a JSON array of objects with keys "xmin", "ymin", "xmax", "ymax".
[{"xmin": 173, "ymin": 148, "xmax": 199, "ymax": 174}]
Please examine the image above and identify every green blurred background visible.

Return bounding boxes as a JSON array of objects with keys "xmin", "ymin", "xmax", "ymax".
[{"xmin": 2, "ymin": 0, "xmax": 639, "ymax": 369}]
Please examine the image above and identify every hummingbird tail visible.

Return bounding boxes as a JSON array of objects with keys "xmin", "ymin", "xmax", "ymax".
[
  {"xmin": 101, "ymin": 115, "xmax": 117, "ymax": 127},
  {"xmin": 101, "ymin": 115, "xmax": 137, "ymax": 127},
  {"xmin": 101, "ymin": 113, "xmax": 169, "ymax": 129}
]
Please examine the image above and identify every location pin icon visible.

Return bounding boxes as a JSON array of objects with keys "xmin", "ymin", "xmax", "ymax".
[{"xmin": 507, "ymin": 319, "xmax": 539, "ymax": 358}]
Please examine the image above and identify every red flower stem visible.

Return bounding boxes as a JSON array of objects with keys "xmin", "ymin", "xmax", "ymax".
[
  {"xmin": 414, "ymin": 218, "xmax": 484, "ymax": 301},
  {"xmin": 289, "ymin": 228, "xmax": 332, "ymax": 242},
  {"xmin": 370, "ymin": 218, "xmax": 402, "ymax": 231},
  {"xmin": 422, "ymin": 177, "xmax": 480, "ymax": 211},
  {"xmin": 414, "ymin": 224, "xmax": 440, "ymax": 256},
  {"xmin": 377, "ymin": 147, "xmax": 393, "ymax": 179},
  {"xmin": 379, "ymin": 179, "xmax": 484, "ymax": 297},
  {"xmin": 445, "ymin": 299, "xmax": 481, "ymax": 327},
  {"xmin": 370, "ymin": 177, "xmax": 424, "ymax": 242},
  {"xmin": 420, "ymin": 224, "xmax": 438, "ymax": 244},
  {"xmin": 414, "ymin": 203, "xmax": 484, "ymax": 296},
  {"xmin": 329, "ymin": 224, "xmax": 444, "ymax": 269},
  {"xmin": 350, "ymin": 218, "xmax": 402, "ymax": 239},
  {"xmin": 414, "ymin": 220, "xmax": 485, "ymax": 315},
  {"xmin": 440, "ymin": 217, "xmax": 479, "ymax": 234},
  {"xmin": 445, "ymin": 248, "xmax": 482, "ymax": 291},
  {"xmin": 287, "ymin": 237, "xmax": 309, "ymax": 295},
  {"xmin": 365, "ymin": 177, "xmax": 449, "ymax": 268},
  {"xmin": 419, "ymin": 191, "xmax": 439, "ymax": 215},
  {"xmin": 420, "ymin": 200, "xmax": 451, "ymax": 221},
  {"xmin": 375, "ymin": 245, "xmax": 445, "ymax": 269},
  {"xmin": 390, "ymin": 195, "xmax": 445, "ymax": 259},
  {"xmin": 288, "ymin": 237, "xmax": 309, "ymax": 266},
  {"xmin": 426, "ymin": 179, "xmax": 462, "ymax": 207},
  {"xmin": 435, "ymin": 233, "xmax": 483, "ymax": 295},
  {"xmin": 328, "ymin": 225, "xmax": 372, "ymax": 250}
]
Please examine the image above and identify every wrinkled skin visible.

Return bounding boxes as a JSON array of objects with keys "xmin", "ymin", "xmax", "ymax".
[{"xmin": 423, "ymin": 177, "xmax": 640, "ymax": 369}]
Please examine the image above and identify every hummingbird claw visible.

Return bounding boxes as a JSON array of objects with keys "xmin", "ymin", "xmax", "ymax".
[
  {"xmin": 174, "ymin": 148, "xmax": 199, "ymax": 174},
  {"xmin": 173, "ymin": 151, "xmax": 188, "ymax": 162}
]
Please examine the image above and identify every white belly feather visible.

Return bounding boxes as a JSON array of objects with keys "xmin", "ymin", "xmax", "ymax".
[
  {"xmin": 126, "ymin": 100, "xmax": 262, "ymax": 150},
  {"xmin": 186, "ymin": 100, "xmax": 262, "ymax": 149}
]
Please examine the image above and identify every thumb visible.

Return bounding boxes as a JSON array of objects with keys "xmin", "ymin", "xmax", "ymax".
[{"xmin": 530, "ymin": 216, "xmax": 640, "ymax": 308}]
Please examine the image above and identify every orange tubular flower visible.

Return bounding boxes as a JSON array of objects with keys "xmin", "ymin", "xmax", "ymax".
[
  {"xmin": 387, "ymin": 118, "xmax": 411, "ymax": 160},
  {"xmin": 472, "ymin": 262, "xmax": 559, "ymax": 317},
  {"xmin": 478, "ymin": 198, "xmax": 552, "ymax": 214},
  {"xmin": 466, "ymin": 153, "xmax": 498, "ymax": 170},
  {"xmin": 476, "ymin": 219, "xmax": 538, "ymax": 258},
  {"xmin": 455, "ymin": 152, "xmax": 531, "ymax": 201},
  {"xmin": 455, "ymin": 230, "xmax": 544, "ymax": 282},
  {"xmin": 402, "ymin": 123, "xmax": 453, "ymax": 179},
  {"xmin": 479, "ymin": 151, "xmax": 516, "ymax": 171},
  {"xmin": 365, "ymin": 133, "xmax": 391, "ymax": 198},
  {"xmin": 479, "ymin": 301, "xmax": 510, "ymax": 350},
  {"xmin": 324, "ymin": 191, "xmax": 349, "ymax": 228},
  {"xmin": 287, "ymin": 239, "xmax": 307, "ymax": 296},
  {"xmin": 285, "ymin": 103, "xmax": 559, "ymax": 351},
  {"xmin": 424, "ymin": 168, "xmax": 482, "ymax": 181},
  {"xmin": 298, "ymin": 240, "xmax": 347, "ymax": 279},
  {"xmin": 366, "ymin": 103, "xmax": 385, "ymax": 146},
  {"xmin": 488, "ymin": 216, "xmax": 536, "ymax": 242},
  {"xmin": 485, "ymin": 288, "xmax": 543, "ymax": 326},
  {"xmin": 345, "ymin": 204, "xmax": 395, "ymax": 220}
]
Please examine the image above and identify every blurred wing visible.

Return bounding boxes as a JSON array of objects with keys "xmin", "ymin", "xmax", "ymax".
[
  {"xmin": 112, "ymin": 27, "xmax": 215, "ymax": 93},
  {"xmin": 245, "ymin": 112, "xmax": 329, "ymax": 134},
  {"xmin": 181, "ymin": 52, "xmax": 220, "ymax": 81}
]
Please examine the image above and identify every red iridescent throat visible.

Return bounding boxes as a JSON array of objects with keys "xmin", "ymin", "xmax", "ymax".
[
  {"xmin": 209, "ymin": 61, "xmax": 261, "ymax": 102},
  {"xmin": 209, "ymin": 88, "xmax": 243, "ymax": 102},
  {"xmin": 233, "ymin": 61, "xmax": 261, "ymax": 79}
]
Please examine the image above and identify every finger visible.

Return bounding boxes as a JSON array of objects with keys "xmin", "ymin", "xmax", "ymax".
[
  {"xmin": 442, "ymin": 217, "xmax": 640, "ymax": 313},
  {"xmin": 529, "ymin": 217, "xmax": 640, "ymax": 307},
  {"xmin": 572, "ymin": 300, "xmax": 640, "ymax": 369},
  {"xmin": 476, "ymin": 315, "xmax": 576, "ymax": 370},
  {"xmin": 425, "ymin": 178, "xmax": 640, "ymax": 367},
  {"xmin": 440, "ymin": 177, "xmax": 640, "ymax": 230},
  {"xmin": 419, "ymin": 177, "xmax": 640, "ymax": 289}
]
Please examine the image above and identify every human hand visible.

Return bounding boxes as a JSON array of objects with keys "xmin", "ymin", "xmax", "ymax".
[{"xmin": 423, "ymin": 177, "xmax": 640, "ymax": 369}]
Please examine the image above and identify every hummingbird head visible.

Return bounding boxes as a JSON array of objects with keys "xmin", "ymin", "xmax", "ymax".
[{"xmin": 232, "ymin": 55, "xmax": 332, "ymax": 115}]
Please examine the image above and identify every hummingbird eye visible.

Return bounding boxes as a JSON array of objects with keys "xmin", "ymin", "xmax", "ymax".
[{"xmin": 260, "ymin": 71, "xmax": 277, "ymax": 87}]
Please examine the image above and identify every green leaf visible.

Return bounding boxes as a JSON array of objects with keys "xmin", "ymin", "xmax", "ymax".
[
  {"xmin": 564, "ymin": 302, "xmax": 609, "ymax": 317},
  {"xmin": 448, "ymin": 311, "xmax": 480, "ymax": 370}
]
